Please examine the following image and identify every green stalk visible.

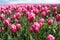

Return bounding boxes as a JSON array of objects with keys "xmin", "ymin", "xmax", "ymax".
[
  {"xmin": 35, "ymin": 33, "xmax": 38, "ymax": 40},
  {"xmin": 56, "ymin": 22, "xmax": 60, "ymax": 34},
  {"xmin": 17, "ymin": 31, "xmax": 20, "ymax": 40}
]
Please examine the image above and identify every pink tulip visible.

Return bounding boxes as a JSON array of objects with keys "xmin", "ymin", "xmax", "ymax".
[
  {"xmin": 39, "ymin": 23, "xmax": 44, "ymax": 28},
  {"xmin": 25, "ymin": 11, "xmax": 30, "ymax": 17},
  {"xmin": 0, "ymin": 27, "xmax": 4, "ymax": 32},
  {"xmin": 16, "ymin": 7, "xmax": 22, "ymax": 13},
  {"xmin": 22, "ymin": 7, "xmax": 28, "ymax": 13},
  {"xmin": 28, "ymin": 12, "xmax": 35, "ymax": 22},
  {"xmin": 46, "ymin": 10, "xmax": 50, "ymax": 15},
  {"xmin": 47, "ymin": 34, "xmax": 55, "ymax": 40},
  {"xmin": 32, "ymin": 22, "xmax": 40, "ymax": 33},
  {"xmin": 29, "ymin": 27, "xmax": 33, "ymax": 33},
  {"xmin": 9, "ymin": 5, "xmax": 15, "ymax": 11},
  {"xmin": 33, "ymin": 8, "xmax": 39, "ymax": 15},
  {"xmin": 16, "ymin": 24, "xmax": 22, "ymax": 31},
  {"xmin": 55, "ymin": 14, "xmax": 60, "ymax": 22},
  {"xmin": 1, "ymin": 9, "xmax": 6, "ymax": 13},
  {"xmin": 33, "ymin": 26, "xmax": 39, "ymax": 33},
  {"xmin": 6, "ymin": 18, "xmax": 11, "ymax": 22},
  {"xmin": 39, "ymin": 18, "xmax": 44, "ymax": 24},
  {"xmin": 14, "ymin": 12, "xmax": 22, "ymax": 19},
  {"xmin": 1, "ymin": 6, "xmax": 6, "ymax": 10},
  {"xmin": 33, "ymin": 22, "xmax": 40, "ymax": 28},
  {"xmin": 0, "ymin": 14, "xmax": 5, "ymax": 20},
  {"xmin": 3, "ymin": 19, "xmax": 10, "ymax": 27},
  {"xmin": 54, "ymin": 11, "xmax": 57, "ymax": 16},
  {"xmin": 5, "ymin": 6, "xmax": 9, "ymax": 9},
  {"xmin": 48, "ymin": 19, "xmax": 53, "ymax": 25},
  {"xmin": 10, "ymin": 24, "xmax": 17, "ymax": 33},
  {"xmin": 12, "ymin": 5, "xmax": 17, "ymax": 10},
  {"xmin": 34, "ymin": 4, "xmax": 41, "ymax": 9},
  {"xmin": 31, "ymin": 5, "xmax": 35, "ymax": 10},
  {"xmin": 53, "ymin": 7, "xmax": 57, "ymax": 12},
  {"xmin": 41, "ymin": 7, "xmax": 45, "ymax": 11},
  {"xmin": 41, "ymin": 11, "xmax": 47, "ymax": 17},
  {"xmin": 1, "ymin": 27, "xmax": 4, "ymax": 32},
  {"xmin": 44, "ymin": 7, "xmax": 48, "ymax": 10},
  {"xmin": 27, "ymin": 5, "xmax": 32, "ymax": 10},
  {"xmin": 5, "ymin": 10, "xmax": 12, "ymax": 15}
]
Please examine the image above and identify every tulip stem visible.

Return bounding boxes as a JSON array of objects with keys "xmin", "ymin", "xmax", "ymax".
[
  {"xmin": 56, "ymin": 22, "xmax": 60, "ymax": 37},
  {"xmin": 17, "ymin": 31, "xmax": 20, "ymax": 40},
  {"xmin": 28, "ymin": 31, "xmax": 33, "ymax": 40},
  {"xmin": 35, "ymin": 33, "xmax": 38, "ymax": 40}
]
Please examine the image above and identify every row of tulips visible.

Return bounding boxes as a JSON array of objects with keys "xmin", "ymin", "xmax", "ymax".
[{"xmin": 0, "ymin": 4, "xmax": 60, "ymax": 40}]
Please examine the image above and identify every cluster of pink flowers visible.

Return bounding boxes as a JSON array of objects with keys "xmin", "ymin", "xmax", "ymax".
[
  {"xmin": 0, "ymin": 4, "xmax": 60, "ymax": 40},
  {"xmin": 29, "ymin": 18, "xmax": 44, "ymax": 33},
  {"xmin": 10, "ymin": 24, "xmax": 22, "ymax": 33}
]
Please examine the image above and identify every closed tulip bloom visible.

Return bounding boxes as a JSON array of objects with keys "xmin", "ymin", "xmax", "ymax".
[
  {"xmin": 1, "ymin": 27, "xmax": 4, "ymax": 32},
  {"xmin": 3, "ymin": 19, "xmax": 10, "ymax": 27},
  {"xmin": 16, "ymin": 7, "xmax": 22, "ymax": 13},
  {"xmin": 6, "ymin": 18, "xmax": 11, "ymax": 22},
  {"xmin": 28, "ymin": 12, "xmax": 35, "ymax": 22},
  {"xmin": 39, "ymin": 23, "xmax": 44, "ymax": 29},
  {"xmin": 32, "ymin": 22, "xmax": 40, "ymax": 33},
  {"xmin": 39, "ymin": 18, "xmax": 44, "ymax": 24},
  {"xmin": 0, "ymin": 14, "xmax": 5, "ymax": 20},
  {"xmin": 48, "ymin": 19, "xmax": 53, "ymax": 25},
  {"xmin": 5, "ymin": 10, "xmax": 12, "ymax": 15},
  {"xmin": 16, "ymin": 24, "xmax": 22, "ymax": 31},
  {"xmin": 27, "ymin": 5, "xmax": 32, "ymax": 10},
  {"xmin": 47, "ymin": 34, "xmax": 55, "ymax": 40},
  {"xmin": 33, "ymin": 8, "xmax": 39, "ymax": 15},
  {"xmin": 10, "ymin": 24, "xmax": 17, "ymax": 33},
  {"xmin": 55, "ymin": 14, "xmax": 60, "ymax": 22},
  {"xmin": 29, "ymin": 27, "xmax": 33, "ymax": 33},
  {"xmin": 53, "ymin": 7, "xmax": 57, "ymax": 12},
  {"xmin": 33, "ymin": 26, "xmax": 39, "ymax": 33},
  {"xmin": 22, "ymin": 7, "xmax": 28, "ymax": 13},
  {"xmin": 41, "ymin": 11, "xmax": 47, "ymax": 17},
  {"xmin": 46, "ymin": 10, "xmax": 50, "ymax": 15},
  {"xmin": 14, "ymin": 12, "xmax": 22, "ymax": 19}
]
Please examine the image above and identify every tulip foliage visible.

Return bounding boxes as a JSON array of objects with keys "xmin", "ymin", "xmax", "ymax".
[{"xmin": 0, "ymin": 4, "xmax": 60, "ymax": 40}]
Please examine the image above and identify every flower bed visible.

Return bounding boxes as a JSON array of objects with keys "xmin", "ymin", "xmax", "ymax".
[{"xmin": 0, "ymin": 4, "xmax": 60, "ymax": 40}]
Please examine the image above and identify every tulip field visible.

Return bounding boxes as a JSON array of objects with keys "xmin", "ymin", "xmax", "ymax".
[{"xmin": 0, "ymin": 4, "xmax": 60, "ymax": 40}]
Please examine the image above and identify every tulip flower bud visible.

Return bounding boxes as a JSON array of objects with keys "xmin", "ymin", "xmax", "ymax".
[
  {"xmin": 0, "ymin": 14, "xmax": 5, "ymax": 20},
  {"xmin": 41, "ymin": 11, "xmax": 46, "ymax": 17},
  {"xmin": 3, "ymin": 19, "xmax": 10, "ymax": 27},
  {"xmin": 39, "ymin": 18, "xmax": 44, "ymax": 24},
  {"xmin": 14, "ymin": 12, "xmax": 22, "ymax": 19},
  {"xmin": 32, "ymin": 22, "xmax": 40, "ymax": 33},
  {"xmin": 46, "ymin": 10, "xmax": 50, "ymax": 15},
  {"xmin": 28, "ymin": 12, "xmax": 35, "ymax": 22},
  {"xmin": 47, "ymin": 34, "xmax": 55, "ymax": 40},
  {"xmin": 33, "ymin": 8, "xmax": 39, "ymax": 15},
  {"xmin": 16, "ymin": 24, "xmax": 22, "ymax": 31},
  {"xmin": 48, "ymin": 19, "xmax": 53, "ymax": 25},
  {"xmin": 5, "ymin": 10, "xmax": 12, "ymax": 15},
  {"xmin": 10, "ymin": 24, "xmax": 17, "ymax": 33},
  {"xmin": 53, "ymin": 7, "xmax": 57, "ymax": 12},
  {"xmin": 1, "ymin": 27, "xmax": 4, "ymax": 32},
  {"xmin": 55, "ymin": 14, "xmax": 60, "ymax": 22},
  {"xmin": 29, "ymin": 27, "xmax": 33, "ymax": 33}
]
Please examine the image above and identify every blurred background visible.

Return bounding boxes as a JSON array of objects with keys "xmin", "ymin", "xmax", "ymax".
[{"xmin": 0, "ymin": 0, "xmax": 60, "ymax": 5}]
